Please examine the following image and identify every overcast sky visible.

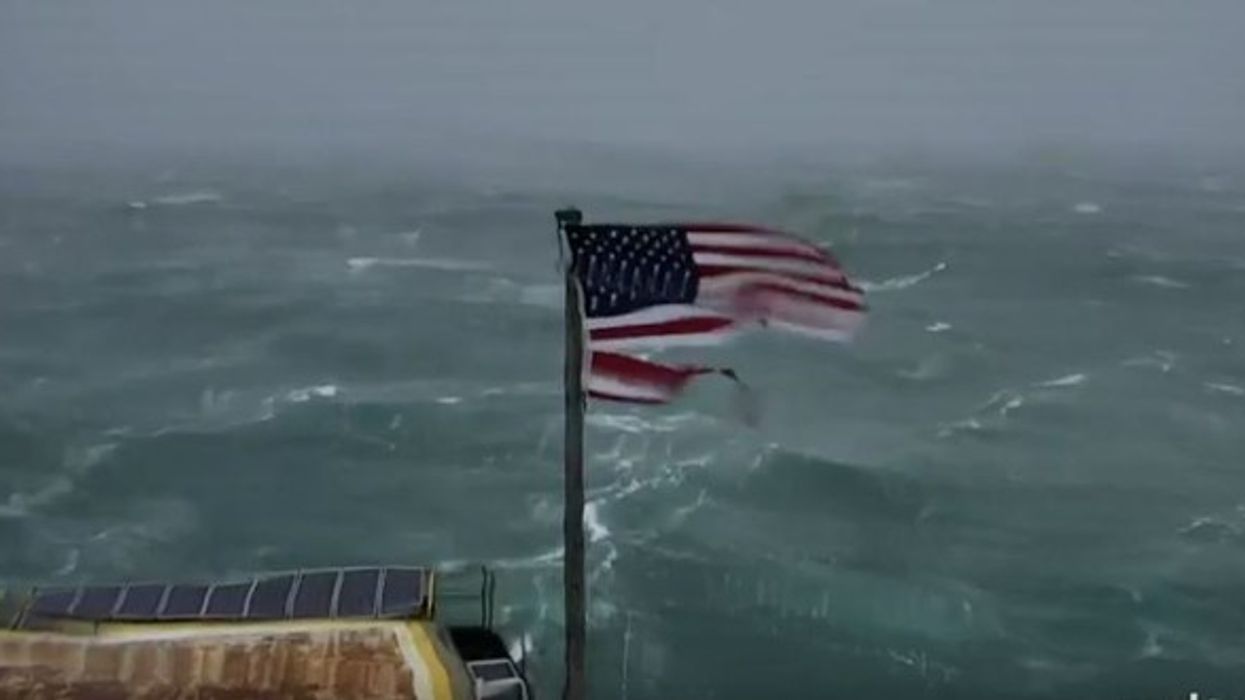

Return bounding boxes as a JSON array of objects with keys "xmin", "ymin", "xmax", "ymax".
[{"xmin": 2, "ymin": 0, "xmax": 1242, "ymax": 161}]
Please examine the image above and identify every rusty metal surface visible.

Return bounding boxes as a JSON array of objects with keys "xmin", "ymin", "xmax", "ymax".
[{"xmin": 0, "ymin": 626, "xmax": 420, "ymax": 699}]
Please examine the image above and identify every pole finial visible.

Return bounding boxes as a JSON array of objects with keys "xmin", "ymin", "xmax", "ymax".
[{"xmin": 555, "ymin": 208, "xmax": 583, "ymax": 227}]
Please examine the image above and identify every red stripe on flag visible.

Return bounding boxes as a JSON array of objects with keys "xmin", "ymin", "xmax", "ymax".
[
  {"xmin": 591, "ymin": 351, "xmax": 713, "ymax": 386},
  {"xmin": 588, "ymin": 351, "xmax": 726, "ymax": 404},
  {"xmin": 589, "ymin": 315, "xmax": 735, "ymax": 342},
  {"xmin": 697, "ymin": 264, "xmax": 862, "ymax": 294},
  {"xmin": 733, "ymin": 281, "xmax": 868, "ymax": 313},
  {"xmin": 683, "ymin": 224, "xmax": 844, "ymax": 265}
]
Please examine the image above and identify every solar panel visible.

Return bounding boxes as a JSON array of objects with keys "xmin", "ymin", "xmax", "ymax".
[
  {"xmin": 115, "ymin": 584, "xmax": 166, "ymax": 618},
  {"xmin": 75, "ymin": 586, "xmax": 122, "ymax": 617},
  {"xmin": 292, "ymin": 571, "xmax": 338, "ymax": 618},
  {"xmin": 381, "ymin": 568, "xmax": 425, "ymax": 617},
  {"xmin": 204, "ymin": 583, "xmax": 251, "ymax": 618},
  {"xmin": 246, "ymin": 574, "xmax": 294, "ymax": 619},
  {"xmin": 30, "ymin": 588, "xmax": 78, "ymax": 617},
  {"xmin": 337, "ymin": 569, "xmax": 381, "ymax": 617},
  {"xmin": 162, "ymin": 585, "xmax": 208, "ymax": 618},
  {"xmin": 14, "ymin": 566, "xmax": 431, "ymax": 626}
]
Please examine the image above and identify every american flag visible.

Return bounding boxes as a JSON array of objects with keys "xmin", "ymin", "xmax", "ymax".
[{"xmin": 563, "ymin": 220, "xmax": 866, "ymax": 403}]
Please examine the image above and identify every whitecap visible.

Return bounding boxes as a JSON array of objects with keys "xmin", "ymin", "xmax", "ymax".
[
  {"xmin": 130, "ymin": 190, "xmax": 223, "ymax": 208},
  {"xmin": 508, "ymin": 633, "xmax": 535, "ymax": 669},
  {"xmin": 0, "ymin": 442, "xmax": 117, "ymax": 519},
  {"xmin": 285, "ymin": 384, "xmax": 339, "ymax": 403},
  {"xmin": 668, "ymin": 490, "xmax": 709, "ymax": 527},
  {"xmin": 584, "ymin": 502, "xmax": 611, "ymax": 543},
  {"xmin": 1133, "ymin": 275, "xmax": 1189, "ymax": 289},
  {"xmin": 1073, "ymin": 202, "xmax": 1102, "ymax": 215},
  {"xmin": 861, "ymin": 262, "xmax": 947, "ymax": 293},
  {"xmin": 435, "ymin": 396, "xmax": 463, "ymax": 405},
  {"xmin": 54, "ymin": 548, "xmax": 80, "ymax": 576},
  {"xmin": 495, "ymin": 547, "xmax": 564, "ymax": 570},
  {"xmin": 1037, "ymin": 373, "xmax": 1088, "ymax": 388},
  {"xmin": 346, "ymin": 257, "xmax": 492, "ymax": 272},
  {"xmin": 1140, "ymin": 631, "xmax": 1163, "ymax": 658},
  {"xmin": 977, "ymin": 390, "xmax": 1024, "ymax": 416},
  {"xmin": 1123, "ymin": 351, "xmax": 1176, "ymax": 373},
  {"xmin": 925, "ymin": 322, "xmax": 952, "ymax": 333},
  {"xmin": 587, "ymin": 412, "xmax": 704, "ymax": 434},
  {"xmin": 937, "ymin": 418, "xmax": 983, "ymax": 439},
  {"xmin": 0, "ymin": 477, "xmax": 73, "ymax": 519},
  {"xmin": 1205, "ymin": 382, "xmax": 1245, "ymax": 396}
]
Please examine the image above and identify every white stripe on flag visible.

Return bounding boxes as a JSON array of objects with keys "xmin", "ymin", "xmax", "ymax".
[
  {"xmin": 698, "ymin": 270, "xmax": 865, "ymax": 307},
  {"xmin": 584, "ymin": 305, "xmax": 728, "ymax": 330},
  {"xmin": 687, "ymin": 231, "xmax": 825, "ymax": 257},
  {"xmin": 586, "ymin": 374, "xmax": 672, "ymax": 403},
  {"xmin": 691, "ymin": 252, "xmax": 848, "ymax": 283}
]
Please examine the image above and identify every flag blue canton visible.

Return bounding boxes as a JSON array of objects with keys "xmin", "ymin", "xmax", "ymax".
[{"xmin": 565, "ymin": 225, "xmax": 699, "ymax": 318}]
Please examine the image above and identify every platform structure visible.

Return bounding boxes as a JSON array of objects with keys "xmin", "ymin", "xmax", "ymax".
[{"xmin": 0, "ymin": 566, "xmax": 528, "ymax": 700}]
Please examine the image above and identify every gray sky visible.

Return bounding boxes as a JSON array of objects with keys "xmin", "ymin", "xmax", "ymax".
[{"xmin": 2, "ymin": 0, "xmax": 1243, "ymax": 161}]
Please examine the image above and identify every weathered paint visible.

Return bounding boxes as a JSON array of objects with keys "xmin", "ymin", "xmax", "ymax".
[{"xmin": 0, "ymin": 620, "xmax": 471, "ymax": 699}]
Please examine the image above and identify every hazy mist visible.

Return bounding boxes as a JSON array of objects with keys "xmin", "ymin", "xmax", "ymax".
[{"xmin": 2, "ymin": 0, "xmax": 1243, "ymax": 165}]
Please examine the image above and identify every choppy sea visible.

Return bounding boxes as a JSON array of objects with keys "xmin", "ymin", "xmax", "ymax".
[{"xmin": 2, "ymin": 154, "xmax": 1243, "ymax": 698}]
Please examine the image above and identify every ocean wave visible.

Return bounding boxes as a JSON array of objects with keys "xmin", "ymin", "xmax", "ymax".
[
  {"xmin": 1123, "ymin": 350, "xmax": 1176, "ymax": 373},
  {"xmin": 897, "ymin": 354, "xmax": 952, "ymax": 381},
  {"xmin": 1072, "ymin": 202, "xmax": 1102, "ymax": 215},
  {"xmin": 346, "ymin": 257, "xmax": 492, "ymax": 272},
  {"xmin": 936, "ymin": 418, "xmax": 984, "ymax": 439},
  {"xmin": 0, "ymin": 476, "xmax": 74, "ymax": 519},
  {"xmin": 1132, "ymin": 275, "xmax": 1190, "ymax": 289},
  {"xmin": 1179, "ymin": 505, "xmax": 1245, "ymax": 543},
  {"xmin": 584, "ymin": 501, "xmax": 611, "ymax": 543},
  {"xmin": 492, "ymin": 547, "xmax": 564, "ymax": 571},
  {"xmin": 285, "ymin": 384, "xmax": 339, "ymax": 403},
  {"xmin": 458, "ymin": 278, "xmax": 561, "ymax": 309},
  {"xmin": 127, "ymin": 190, "xmax": 223, "ymax": 209},
  {"xmin": 54, "ymin": 548, "xmax": 80, "ymax": 576},
  {"xmin": 586, "ymin": 412, "xmax": 710, "ymax": 435},
  {"xmin": 978, "ymin": 390, "xmax": 1025, "ymax": 417},
  {"xmin": 1037, "ymin": 373, "xmax": 1088, "ymax": 388},
  {"xmin": 861, "ymin": 262, "xmax": 947, "ymax": 293},
  {"xmin": 1205, "ymin": 382, "xmax": 1245, "ymax": 396},
  {"xmin": 0, "ymin": 442, "xmax": 117, "ymax": 519},
  {"xmin": 940, "ymin": 387, "xmax": 1033, "ymax": 438}
]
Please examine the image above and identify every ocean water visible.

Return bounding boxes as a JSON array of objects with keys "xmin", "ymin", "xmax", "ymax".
[{"xmin": 1, "ymin": 156, "xmax": 1244, "ymax": 698}]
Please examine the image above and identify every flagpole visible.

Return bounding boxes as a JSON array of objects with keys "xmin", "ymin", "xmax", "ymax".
[{"xmin": 556, "ymin": 207, "xmax": 587, "ymax": 700}]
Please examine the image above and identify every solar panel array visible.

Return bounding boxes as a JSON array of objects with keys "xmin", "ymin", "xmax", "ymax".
[{"xmin": 19, "ymin": 567, "xmax": 428, "ymax": 626}]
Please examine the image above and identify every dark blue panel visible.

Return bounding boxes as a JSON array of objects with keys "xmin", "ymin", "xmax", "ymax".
[
  {"xmin": 74, "ymin": 586, "xmax": 122, "ymax": 617},
  {"xmin": 380, "ymin": 568, "xmax": 426, "ymax": 616},
  {"xmin": 31, "ymin": 588, "xmax": 77, "ymax": 616},
  {"xmin": 116, "ymin": 584, "xmax": 165, "ymax": 618},
  {"xmin": 204, "ymin": 583, "xmax": 250, "ymax": 617},
  {"xmin": 337, "ymin": 569, "xmax": 380, "ymax": 617},
  {"xmin": 162, "ymin": 585, "xmax": 208, "ymax": 618},
  {"xmin": 292, "ymin": 571, "xmax": 338, "ymax": 618},
  {"xmin": 246, "ymin": 575, "xmax": 294, "ymax": 619}
]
